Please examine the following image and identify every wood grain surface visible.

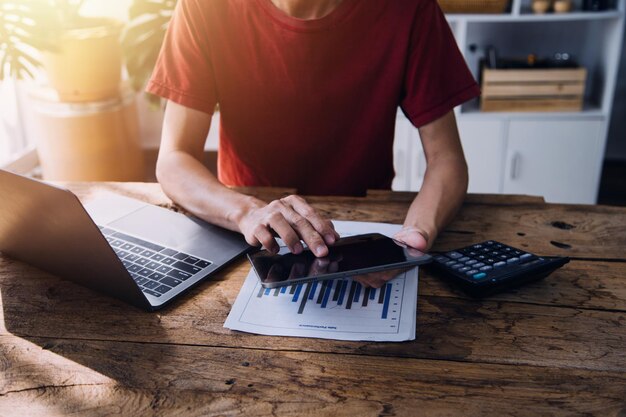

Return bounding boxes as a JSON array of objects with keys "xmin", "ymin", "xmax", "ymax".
[{"xmin": 1, "ymin": 182, "xmax": 625, "ymax": 416}]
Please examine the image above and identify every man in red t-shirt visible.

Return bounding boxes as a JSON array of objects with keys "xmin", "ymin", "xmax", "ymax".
[{"xmin": 148, "ymin": 0, "xmax": 480, "ymax": 257}]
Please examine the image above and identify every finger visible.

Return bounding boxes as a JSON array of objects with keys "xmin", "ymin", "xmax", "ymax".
[
  {"xmin": 283, "ymin": 196, "xmax": 338, "ymax": 246},
  {"xmin": 279, "ymin": 207, "xmax": 328, "ymax": 257},
  {"xmin": 266, "ymin": 213, "xmax": 304, "ymax": 254},
  {"xmin": 253, "ymin": 224, "xmax": 279, "ymax": 254}
]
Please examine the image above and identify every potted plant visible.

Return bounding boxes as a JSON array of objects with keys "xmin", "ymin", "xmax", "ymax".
[
  {"xmin": 1, "ymin": 0, "xmax": 124, "ymax": 100},
  {"xmin": 0, "ymin": 0, "xmax": 56, "ymax": 80},
  {"xmin": 1, "ymin": 0, "xmax": 144, "ymax": 181},
  {"xmin": 123, "ymin": 0, "xmax": 177, "ymax": 101},
  {"xmin": 42, "ymin": 0, "xmax": 124, "ymax": 102}
]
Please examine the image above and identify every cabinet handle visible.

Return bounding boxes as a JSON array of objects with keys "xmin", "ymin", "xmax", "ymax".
[{"xmin": 510, "ymin": 152, "xmax": 521, "ymax": 180}]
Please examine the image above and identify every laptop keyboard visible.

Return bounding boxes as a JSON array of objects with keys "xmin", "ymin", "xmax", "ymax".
[{"xmin": 98, "ymin": 226, "xmax": 213, "ymax": 298}]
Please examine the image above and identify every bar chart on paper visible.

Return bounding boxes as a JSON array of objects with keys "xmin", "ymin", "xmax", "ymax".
[
  {"xmin": 246, "ymin": 277, "xmax": 403, "ymax": 333},
  {"xmin": 225, "ymin": 270, "xmax": 418, "ymax": 341},
  {"xmin": 224, "ymin": 220, "xmax": 419, "ymax": 341}
]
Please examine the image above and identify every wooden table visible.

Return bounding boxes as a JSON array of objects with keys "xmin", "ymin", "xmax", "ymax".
[{"xmin": 1, "ymin": 183, "xmax": 626, "ymax": 416}]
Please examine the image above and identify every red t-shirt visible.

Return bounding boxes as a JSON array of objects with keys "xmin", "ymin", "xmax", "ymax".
[{"xmin": 147, "ymin": 0, "xmax": 480, "ymax": 196}]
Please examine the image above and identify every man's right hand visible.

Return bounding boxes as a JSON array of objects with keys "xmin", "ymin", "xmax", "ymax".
[{"xmin": 235, "ymin": 195, "xmax": 340, "ymax": 257}]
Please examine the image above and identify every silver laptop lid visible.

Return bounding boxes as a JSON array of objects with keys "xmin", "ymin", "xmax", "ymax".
[
  {"xmin": 0, "ymin": 170, "xmax": 251, "ymax": 310},
  {"xmin": 0, "ymin": 170, "xmax": 151, "ymax": 310}
]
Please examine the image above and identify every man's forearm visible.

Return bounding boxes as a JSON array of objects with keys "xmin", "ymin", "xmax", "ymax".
[
  {"xmin": 156, "ymin": 150, "xmax": 262, "ymax": 232},
  {"xmin": 402, "ymin": 156, "xmax": 468, "ymax": 246}
]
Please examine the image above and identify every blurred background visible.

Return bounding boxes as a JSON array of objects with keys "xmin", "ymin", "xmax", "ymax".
[{"xmin": 0, "ymin": 0, "xmax": 624, "ymax": 205}]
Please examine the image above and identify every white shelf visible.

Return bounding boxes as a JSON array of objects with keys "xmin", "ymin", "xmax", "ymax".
[
  {"xmin": 447, "ymin": 10, "xmax": 623, "ymax": 23},
  {"xmin": 459, "ymin": 101, "xmax": 606, "ymax": 120}
]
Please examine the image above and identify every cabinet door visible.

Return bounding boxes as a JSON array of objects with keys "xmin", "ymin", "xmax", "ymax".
[
  {"xmin": 394, "ymin": 118, "xmax": 505, "ymax": 193},
  {"xmin": 392, "ymin": 115, "xmax": 414, "ymax": 191},
  {"xmin": 503, "ymin": 120, "xmax": 604, "ymax": 204},
  {"xmin": 458, "ymin": 119, "xmax": 505, "ymax": 194}
]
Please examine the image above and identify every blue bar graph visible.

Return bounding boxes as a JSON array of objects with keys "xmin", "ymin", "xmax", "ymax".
[
  {"xmin": 337, "ymin": 281, "xmax": 347, "ymax": 305},
  {"xmin": 292, "ymin": 284, "xmax": 303, "ymax": 302},
  {"xmin": 257, "ymin": 278, "xmax": 397, "ymax": 320},
  {"xmin": 382, "ymin": 283, "xmax": 393, "ymax": 319},
  {"xmin": 354, "ymin": 283, "xmax": 361, "ymax": 303},
  {"xmin": 321, "ymin": 280, "xmax": 333, "ymax": 308},
  {"xmin": 308, "ymin": 282, "xmax": 318, "ymax": 300}
]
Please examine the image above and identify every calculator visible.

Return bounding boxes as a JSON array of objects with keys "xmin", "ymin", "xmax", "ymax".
[{"xmin": 428, "ymin": 240, "xmax": 569, "ymax": 297}]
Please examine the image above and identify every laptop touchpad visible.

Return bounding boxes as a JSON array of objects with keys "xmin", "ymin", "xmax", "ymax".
[{"xmin": 109, "ymin": 205, "xmax": 205, "ymax": 250}]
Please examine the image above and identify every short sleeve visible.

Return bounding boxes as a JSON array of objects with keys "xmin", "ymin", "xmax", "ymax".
[
  {"xmin": 146, "ymin": 0, "xmax": 218, "ymax": 114},
  {"xmin": 401, "ymin": 0, "xmax": 480, "ymax": 127}
]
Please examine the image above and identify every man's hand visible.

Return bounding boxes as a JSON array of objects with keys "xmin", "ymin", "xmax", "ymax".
[
  {"xmin": 393, "ymin": 226, "xmax": 430, "ymax": 252},
  {"xmin": 236, "ymin": 195, "xmax": 340, "ymax": 257}
]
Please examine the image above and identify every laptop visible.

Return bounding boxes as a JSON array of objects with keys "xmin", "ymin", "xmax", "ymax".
[{"xmin": 0, "ymin": 169, "xmax": 251, "ymax": 310}]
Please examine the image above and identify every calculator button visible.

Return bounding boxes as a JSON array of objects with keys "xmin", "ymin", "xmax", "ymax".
[
  {"xmin": 465, "ymin": 269, "xmax": 479, "ymax": 276},
  {"xmin": 486, "ymin": 241, "xmax": 494, "ymax": 245},
  {"xmin": 472, "ymin": 272, "xmax": 487, "ymax": 280},
  {"xmin": 459, "ymin": 257, "xmax": 470, "ymax": 262},
  {"xmin": 473, "ymin": 244, "xmax": 483, "ymax": 249},
  {"xmin": 468, "ymin": 251, "xmax": 478, "ymax": 256},
  {"xmin": 479, "ymin": 265, "xmax": 493, "ymax": 271},
  {"xmin": 446, "ymin": 251, "xmax": 463, "ymax": 259},
  {"xmin": 507, "ymin": 257, "xmax": 520, "ymax": 264},
  {"xmin": 450, "ymin": 263, "xmax": 464, "ymax": 270},
  {"xmin": 466, "ymin": 260, "xmax": 478, "ymax": 265},
  {"xmin": 485, "ymin": 258, "xmax": 496, "ymax": 264},
  {"xmin": 520, "ymin": 253, "xmax": 533, "ymax": 260},
  {"xmin": 493, "ymin": 261, "xmax": 506, "ymax": 268},
  {"xmin": 434, "ymin": 256, "xmax": 450, "ymax": 263},
  {"xmin": 445, "ymin": 260, "xmax": 457, "ymax": 267},
  {"xmin": 474, "ymin": 262, "xmax": 485, "ymax": 268},
  {"xmin": 459, "ymin": 266, "xmax": 471, "ymax": 273}
]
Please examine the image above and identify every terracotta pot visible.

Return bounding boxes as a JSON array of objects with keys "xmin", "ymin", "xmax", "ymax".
[
  {"xmin": 30, "ymin": 87, "xmax": 145, "ymax": 181},
  {"xmin": 42, "ymin": 18, "xmax": 123, "ymax": 102}
]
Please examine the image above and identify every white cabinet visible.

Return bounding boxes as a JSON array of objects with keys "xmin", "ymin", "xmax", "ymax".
[
  {"xmin": 391, "ymin": 116, "xmax": 414, "ymax": 191},
  {"xmin": 503, "ymin": 120, "xmax": 604, "ymax": 204},
  {"xmin": 392, "ymin": 116, "xmax": 505, "ymax": 194},
  {"xmin": 458, "ymin": 119, "xmax": 505, "ymax": 194},
  {"xmin": 389, "ymin": 3, "xmax": 624, "ymax": 204},
  {"xmin": 391, "ymin": 115, "xmax": 427, "ymax": 192}
]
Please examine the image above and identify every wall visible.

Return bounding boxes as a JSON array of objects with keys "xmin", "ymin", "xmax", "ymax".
[{"xmin": 606, "ymin": 19, "xmax": 626, "ymax": 161}]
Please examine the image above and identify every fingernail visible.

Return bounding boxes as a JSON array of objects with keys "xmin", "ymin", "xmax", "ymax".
[
  {"xmin": 316, "ymin": 246, "xmax": 327, "ymax": 256},
  {"xmin": 325, "ymin": 234, "xmax": 336, "ymax": 244}
]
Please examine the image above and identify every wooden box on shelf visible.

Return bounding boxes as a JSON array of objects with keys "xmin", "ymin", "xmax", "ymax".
[
  {"xmin": 437, "ymin": 0, "xmax": 509, "ymax": 13},
  {"xmin": 480, "ymin": 68, "xmax": 587, "ymax": 112}
]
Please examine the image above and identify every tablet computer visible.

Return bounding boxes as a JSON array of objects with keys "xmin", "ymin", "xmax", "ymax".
[{"xmin": 248, "ymin": 233, "xmax": 432, "ymax": 288}]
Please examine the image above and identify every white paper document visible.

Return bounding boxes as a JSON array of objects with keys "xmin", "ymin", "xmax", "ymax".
[{"xmin": 224, "ymin": 221, "xmax": 418, "ymax": 342}]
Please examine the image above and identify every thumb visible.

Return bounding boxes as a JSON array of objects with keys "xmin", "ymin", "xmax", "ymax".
[{"xmin": 393, "ymin": 227, "xmax": 430, "ymax": 251}]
